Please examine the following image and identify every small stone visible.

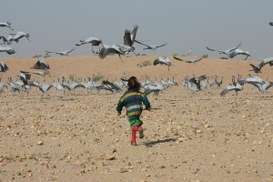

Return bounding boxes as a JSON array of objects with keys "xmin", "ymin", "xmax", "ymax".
[
  {"xmin": 119, "ymin": 168, "xmax": 128, "ymax": 173},
  {"xmin": 105, "ymin": 155, "xmax": 115, "ymax": 160},
  {"xmin": 37, "ymin": 141, "xmax": 44, "ymax": 145},
  {"xmin": 195, "ymin": 128, "xmax": 202, "ymax": 133},
  {"xmin": 159, "ymin": 165, "xmax": 166, "ymax": 169}
]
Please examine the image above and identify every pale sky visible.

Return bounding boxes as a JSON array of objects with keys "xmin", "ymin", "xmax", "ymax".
[{"xmin": 1, "ymin": 0, "xmax": 273, "ymax": 60}]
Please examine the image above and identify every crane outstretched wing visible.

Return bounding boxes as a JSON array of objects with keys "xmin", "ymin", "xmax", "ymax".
[
  {"xmin": 155, "ymin": 42, "xmax": 167, "ymax": 48},
  {"xmin": 206, "ymin": 46, "xmax": 223, "ymax": 53},
  {"xmin": 173, "ymin": 56, "xmax": 185, "ymax": 61},
  {"xmin": 131, "ymin": 25, "xmax": 139, "ymax": 44},
  {"xmin": 123, "ymin": 30, "xmax": 132, "ymax": 47},
  {"xmin": 135, "ymin": 40, "xmax": 149, "ymax": 47},
  {"xmin": 228, "ymin": 42, "xmax": 242, "ymax": 52}
]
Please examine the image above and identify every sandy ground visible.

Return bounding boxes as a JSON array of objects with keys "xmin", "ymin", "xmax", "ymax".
[{"xmin": 0, "ymin": 55, "xmax": 273, "ymax": 182}]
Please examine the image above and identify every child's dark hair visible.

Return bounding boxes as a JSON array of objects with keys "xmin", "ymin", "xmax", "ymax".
[{"xmin": 127, "ymin": 76, "xmax": 141, "ymax": 91}]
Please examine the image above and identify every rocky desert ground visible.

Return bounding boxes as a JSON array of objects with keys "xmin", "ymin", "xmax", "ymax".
[{"xmin": 0, "ymin": 55, "xmax": 273, "ymax": 182}]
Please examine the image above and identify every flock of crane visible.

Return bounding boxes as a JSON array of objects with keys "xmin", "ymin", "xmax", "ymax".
[
  {"xmin": 0, "ymin": 21, "xmax": 273, "ymax": 97},
  {"xmin": 183, "ymin": 74, "xmax": 273, "ymax": 96},
  {"xmin": 0, "ymin": 69, "xmax": 183, "ymax": 97},
  {"xmin": 0, "ymin": 21, "xmax": 264, "ymax": 61},
  {"xmin": 1, "ymin": 67, "xmax": 272, "ymax": 98}
]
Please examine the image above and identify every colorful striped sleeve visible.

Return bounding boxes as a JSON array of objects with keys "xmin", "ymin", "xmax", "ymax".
[
  {"xmin": 116, "ymin": 96, "xmax": 125, "ymax": 112},
  {"xmin": 116, "ymin": 91, "xmax": 151, "ymax": 115},
  {"xmin": 141, "ymin": 93, "xmax": 151, "ymax": 109}
]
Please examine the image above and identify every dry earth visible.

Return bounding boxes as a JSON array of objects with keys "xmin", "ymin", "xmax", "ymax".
[{"xmin": 0, "ymin": 55, "xmax": 273, "ymax": 182}]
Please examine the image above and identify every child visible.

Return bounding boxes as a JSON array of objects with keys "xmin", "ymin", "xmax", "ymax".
[{"xmin": 116, "ymin": 76, "xmax": 151, "ymax": 146}]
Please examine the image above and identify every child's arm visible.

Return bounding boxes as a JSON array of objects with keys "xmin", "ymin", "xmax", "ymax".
[
  {"xmin": 116, "ymin": 99, "xmax": 124, "ymax": 116},
  {"xmin": 142, "ymin": 95, "xmax": 151, "ymax": 110}
]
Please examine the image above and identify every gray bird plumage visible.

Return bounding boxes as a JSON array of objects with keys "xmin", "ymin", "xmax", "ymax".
[
  {"xmin": 0, "ymin": 21, "xmax": 14, "ymax": 31},
  {"xmin": 8, "ymin": 31, "xmax": 30, "ymax": 43},
  {"xmin": 249, "ymin": 57, "xmax": 273, "ymax": 73},
  {"xmin": 206, "ymin": 43, "xmax": 250, "ymax": 60},
  {"xmin": 98, "ymin": 44, "xmax": 125, "ymax": 61},
  {"xmin": 0, "ymin": 78, "xmax": 8, "ymax": 92},
  {"xmin": 0, "ymin": 35, "xmax": 9, "ymax": 44},
  {"xmin": 75, "ymin": 36, "xmax": 102, "ymax": 54},
  {"xmin": 220, "ymin": 76, "xmax": 243, "ymax": 96},
  {"xmin": 123, "ymin": 25, "xmax": 139, "ymax": 48},
  {"xmin": 173, "ymin": 56, "xmax": 203, "ymax": 63},
  {"xmin": 135, "ymin": 40, "xmax": 167, "ymax": 50},
  {"xmin": 244, "ymin": 75, "xmax": 273, "ymax": 93},
  {"xmin": 153, "ymin": 56, "xmax": 172, "ymax": 70},
  {"xmin": 0, "ymin": 61, "xmax": 8, "ymax": 72},
  {"xmin": 0, "ymin": 46, "xmax": 16, "ymax": 55},
  {"xmin": 32, "ymin": 60, "xmax": 50, "ymax": 70},
  {"xmin": 46, "ymin": 48, "xmax": 76, "ymax": 56}
]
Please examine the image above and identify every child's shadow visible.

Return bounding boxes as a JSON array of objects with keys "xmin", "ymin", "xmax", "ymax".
[{"xmin": 143, "ymin": 138, "xmax": 176, "ymax": 147}]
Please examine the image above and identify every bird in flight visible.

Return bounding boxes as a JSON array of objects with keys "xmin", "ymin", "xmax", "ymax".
[
  {"xmin": 135, "ymin": 40, "xmax": 167, "ymax": 51},
  {"xmin": 75, "ymin": 36, "xmax": 102, "ymax": 54},
  {"xmin": 229, "ymin": 49, "xmax": 250, "ymax": 60},
  {"xmin": 0, "ymin": 46, "xmax": 16, "ymax": 55},
  {"xmin": 121, "ymin": 25, "xmax": 139, "ymax": 55},
  {"xmin": 123, "ymin": 25, "xmax": 139, "ymax": 48},
  {"xmin": 0, "ymin": 35, "xmax": 9, "ymax": 45},
  {"xmin": 8, "ymin": 31, "xmax": 30, "ymax": 43},
  {"xmin": 0, "ymin": 21, "xmax": 14, "ymax": 31},
  {"xmin": 206, "ymin": 42, "xmax": 241, "ymax": 55},
  {"xmin": 153, "ymin": 56, "xmax": 172, "ymax": 70},
  {"xmin": 46, "ymin": 48, "xmax": 76, "ymax": 56},
  {"xmin": 98, "ymin": 44, "xmax": 125, "ymax": 61},
  {"xmin": 249, "ymin": 64, "xmax": 262, "ymax": 74},
  {"xmin": 173, "ymin": 56, "xmax": 203, "ymax": 63},
  {"xmin": 249, "ymin": 57, "xmax": 273, "ymax": 73},
  {"xmin": 206, "ymin": 42, "xmax": 250, "ymax": 60},
  {"xmin": 173, "ymin": 49, "xmax": 193, "ymax": 57}
]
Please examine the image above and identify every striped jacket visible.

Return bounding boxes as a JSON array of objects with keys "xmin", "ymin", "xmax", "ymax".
[{"xmin": 116, "ymin": 91, "xmax": 151, "ymax": 121}]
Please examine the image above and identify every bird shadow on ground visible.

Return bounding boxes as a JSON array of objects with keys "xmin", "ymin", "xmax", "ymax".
[{"xmin": 143, "ymin": 138, "xmax": 176, "ymax": 148}]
